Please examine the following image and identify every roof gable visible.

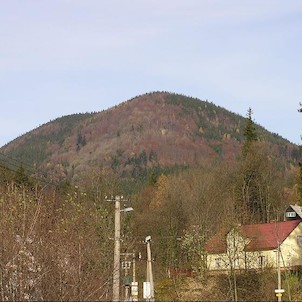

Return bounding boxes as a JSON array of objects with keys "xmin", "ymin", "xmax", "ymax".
[{"xmin": 286, "ymin": 204, "xmax": 302, "ymax": 219}]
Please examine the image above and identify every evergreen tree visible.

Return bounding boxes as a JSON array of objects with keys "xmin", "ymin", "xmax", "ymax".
[
  {"xmin": 235, "ymin": 108, "xmax": 277, "ymax": 223},
  {"xmin": 297, "ymin": 103, "xmax": 302, "ymax": 202},
  {"xmin": 242, "ymin": 107, "xmax": 258, "ymax": 157},
  {"xmin": 297, "ymin": 163, "xmax": 302, "ymax": 203},
  {"xmin": 14, "ymin": 164, "xmax": 29, "ymax": 185}
]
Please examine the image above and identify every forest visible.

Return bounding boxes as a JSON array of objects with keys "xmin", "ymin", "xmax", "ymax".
[{"xmin": 0, "ymin": 107, "xmax": 302, "ymax": 301}]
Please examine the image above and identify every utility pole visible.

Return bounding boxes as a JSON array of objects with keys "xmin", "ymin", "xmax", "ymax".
[
  {"xmin": 132, "ymin": 251, "xmax": 136, "ymax": 283},
  {"xmin": 131, "ymin": 252, "xmax": 138, "ymax": 301},
  {"xmin": 112, "ymin": 196, "xmax": 121, "ymax": 302},
  {"xmin": 107, "ymin": 195, "xmax": 133, "ymax": 302},
  {"xmin": 275, "ymin": 242, "xmax": 284, "ymax": 301},
  {"xmin": 278, "ymin": 243, "xmax": 281, "ymax": 301},
  {"xmin": 145, "ymin": 236, "xmax": 154, "ymax": 302}
]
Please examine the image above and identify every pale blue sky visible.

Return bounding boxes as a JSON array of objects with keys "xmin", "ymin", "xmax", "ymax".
[{"xmin": 1, "ymin": 0, "xmax": 302, "ymax": 147}]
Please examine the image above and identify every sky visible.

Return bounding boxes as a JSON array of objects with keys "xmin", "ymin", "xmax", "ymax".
[{"xmin": 1, "ymin": 0, "xmax": 302, "ymax": 148}]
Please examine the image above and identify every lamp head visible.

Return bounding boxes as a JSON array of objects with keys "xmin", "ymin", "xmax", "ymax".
[
  {"xmin": 120, "ymin": 207, "xmax": 134, "ymax": 213},
  {"xmin": 145, "ymin": 235, "xmax": 152, "ymax": 243}
]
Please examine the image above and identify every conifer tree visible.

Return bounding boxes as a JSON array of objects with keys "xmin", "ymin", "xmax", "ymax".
[
  {"xmin": 297, "ymin": 103, "xmax": 302, "ymax": 202},
  {"xmin": 14, "ymin": 164, "xmax": 29, "ymax": 185},
  {"xmin": 297, "ymin": 163, "xmax": 302, "ymax": 203},
  {"xmin": 236, "ymin": 108, "xmax": 271, "ymax": 223},
  {"xmin": 242, "ymin": 107, "xmax": 258, "ymax": 157}
]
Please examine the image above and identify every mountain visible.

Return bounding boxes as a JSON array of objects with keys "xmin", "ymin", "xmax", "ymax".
[{"xmin": 0, "ymin": 92, "xmax": 299, "ymax": 183}]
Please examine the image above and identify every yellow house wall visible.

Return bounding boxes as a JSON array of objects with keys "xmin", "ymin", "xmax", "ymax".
[
  {"xmin": 279, "ymin": 222, "xmax": 302, "ymax": 268},
  {"xmin": 207, "ymin": 252, "xmax": 228, "ymax": 270},
  {"xmin": 206, "ymin": 250, "xmax": 264, "ymax": 270}
]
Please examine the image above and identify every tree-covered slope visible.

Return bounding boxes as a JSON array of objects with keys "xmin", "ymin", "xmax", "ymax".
[{"xmin": 0, "ymin": 92, "xmax": 299, "ymax": 183}]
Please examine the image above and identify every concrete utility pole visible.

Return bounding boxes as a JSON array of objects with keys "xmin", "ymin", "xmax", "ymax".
[
  {"xmin": 107, "ymin": 195, "xmax": 133, "ymax": 302},
  {"xmin": 277, "ymin": 242, "xmax": 282, "ymax": 301},
  {"xmin": 112, "ymin": 196, "xmax": 121, "ymax": 302},
  {"xmin": 145, "ymin": 236, "xmax": 154, "ymax": 302},
  {"xmin": 132, "ymin": 252, "xmax": 136, "ymax": 283},
  {"xmin": 277, "ymin": 243, "xmax": 282, "ymax": 302},
  {"xmin": 131, "ymin": 252, "xmax": 138, "ymax": 302},
  {"xmin": 275, "ymin": 242, "xmax": 284, "ymax": 301}
]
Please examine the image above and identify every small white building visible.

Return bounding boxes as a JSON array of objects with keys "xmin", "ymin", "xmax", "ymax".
[{"xmin": 205, "ymin": 220, "xmax": 302, "ymax": 271}]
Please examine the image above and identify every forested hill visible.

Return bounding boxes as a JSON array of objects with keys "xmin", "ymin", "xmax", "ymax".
[{"xmin": 0, "ymin": 92, "xmax": 299, "ymax": 183}]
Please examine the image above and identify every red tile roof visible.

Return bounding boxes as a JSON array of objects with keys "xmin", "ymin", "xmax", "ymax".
[
  {"xmin": 205, "ymin": 220, "xmax": 301, "ymax": 254},
  {"xmin": 241, "ymin": 220, "xmax": 301, "ymax": 251},
  {"xmin": 205, "ymin": 227, "xmax": 228, "ymax": 254}
]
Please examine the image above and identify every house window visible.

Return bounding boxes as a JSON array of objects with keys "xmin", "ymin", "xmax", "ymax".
[
  {"xmin": 297, "ymin": 235, "xmax": 302, "ymax": 246},
  {"xmin": 286, "ymin": 211, "xmax": 296, "ymax": 218},
  {"xmin": 215, "ymin": 258, "xmax": 221, "ymax": 269},
  {"xmin": 258, "ymin": 255, "xmax": 265, "ymax": 267}
]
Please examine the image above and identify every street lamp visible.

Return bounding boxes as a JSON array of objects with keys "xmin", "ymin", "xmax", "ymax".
[{"xmin": 107, "ymin": 195, "xmax": 133, "ymax": 302}]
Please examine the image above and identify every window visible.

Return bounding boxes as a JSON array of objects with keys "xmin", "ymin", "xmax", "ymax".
[
  {"xmin": 215, "ymin": 258, "xmax": 221, "ymax": 269},
  {"xmin": 258, "ymin": 255, "xmax": 265, "ymax": 267},
  {"xmin": 286, "ymin": 211, "xmax": 296, "ymax": 218},
  {"xmin": 297, "ymin": 235, "xmax": 302, "ymax": 246}
]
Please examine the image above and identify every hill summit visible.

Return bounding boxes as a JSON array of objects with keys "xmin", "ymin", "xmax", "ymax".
[{"xmin": 0, "ymin": 92, "xmax": 298, "ymax": 183}]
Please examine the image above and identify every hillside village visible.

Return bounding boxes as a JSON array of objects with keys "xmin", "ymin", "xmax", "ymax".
[{"xmin": 0, "ymin": 93, "xmax": 302, "ymax": 301}]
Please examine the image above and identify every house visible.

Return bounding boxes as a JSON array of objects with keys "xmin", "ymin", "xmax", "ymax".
[
  {"xmin": 205, "ymin": 220, "xmax": 302, "ymax": 271},
  {"xmin": 284, "ymin": 204, "xmax": 302, "ymax": 221}
]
